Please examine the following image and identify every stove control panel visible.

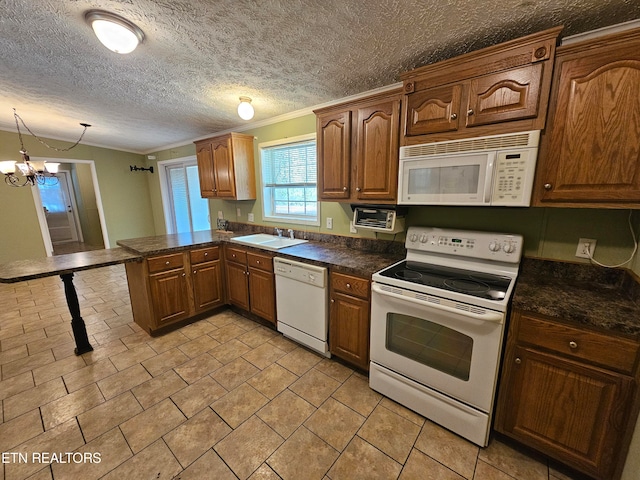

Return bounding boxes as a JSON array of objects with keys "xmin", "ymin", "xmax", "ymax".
[{"xmin": 406, "ymin": 227, "xmax": 523, "ymax": 263}]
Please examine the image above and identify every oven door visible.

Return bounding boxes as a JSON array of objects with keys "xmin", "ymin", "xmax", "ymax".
[{"xmin": 370, "ymin": 283, "xmax": 505, "ymax": 412}]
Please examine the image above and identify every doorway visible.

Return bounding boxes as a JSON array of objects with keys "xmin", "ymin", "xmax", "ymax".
[{"xmin": 38, "ymin": 170, "xmax": 82, "ymax": 245}]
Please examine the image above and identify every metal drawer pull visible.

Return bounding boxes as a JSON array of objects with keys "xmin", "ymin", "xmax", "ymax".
[
  {"xmin": 165, "ymin": 261, "xmax": 170, "ymax": 265},
  {"xmin": 544, "ymin": 183, "xmax": 552, "ymax": 190},
  {"xmin": 204, "ymin": 252, "xmax": 208, "ymax": 256},
  {"xmin": 256, "ymin": 260, "xmax": 260, "ymax": 264},
  {"xmin": 467, "ymin": 109, "xmax": 474, "ymax": 116},
  {"xmin": 569, "ymin": 341, "xmax": 578, "ymax": 349},
  {"xmin": 450, "ymin": 113, "xmax": 457, "ymax": 120},
  {"xmin": 182, "ymin": 273, "xmax": 186, "ymax": 277},
  {"xmin": 515, "ymin": 358, "xmax": 521, "ymax": 364},
  {"xmin": 346, "ymin": 283, "xmax": 351, "ymax": 288},
  {"xmin": 343, "ymin": 186, "xmax": 348, "ymax": 191}
]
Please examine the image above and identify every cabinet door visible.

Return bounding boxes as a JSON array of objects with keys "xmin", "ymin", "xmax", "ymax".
[
  {"xmin": 149, "ymin": 268, "xmax": 190, "ymax": 327},
  {"xmin": 535, "ymin": 39, "xmax": 640, "ymax": 204},
  {"xmin": 404, "ymin": 84, "xmax": 462, "ymax": 136},
  {"xmin": 498, "ymin": 345, "xmax": 633, "ymax": 480},
  {"xmin": 195, "ymin": 142, "xmax": 216, "ymax": 198},
  {"xmin": 329, "ymin": 291, "xmax": 370, "ymax": 370},
  {"xmin": 248, "ymin": 268, "xmax": 276, "ymax": 324},
  {"xmin": 212, "ymin": 137, "xmax": 237, "ymax": 198},
  {"xmin": 466, "ymin": 63, "xmax": 543, "ymax": 127},
  {"xmin": 317, "ymin": 110, "xmax": 352, "ymax": 199},
  {"xmin": 354, "ymin": 98, "xmax": 400, "ymax": 201},
  {"xmin": 192, "ymin": 260, "xmax": 224, "ymax": 313},
  {"xmin": 225, "ymin": 261, "xmax": 250, "ymax": 310}
]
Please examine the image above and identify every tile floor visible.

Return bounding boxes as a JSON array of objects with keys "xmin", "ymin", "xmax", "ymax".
[{"xmin": 0, "ymin": 264, "xmax": 585, "ymax": 480}]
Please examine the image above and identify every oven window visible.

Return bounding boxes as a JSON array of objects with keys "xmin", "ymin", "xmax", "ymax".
[
  {"xmin": 408, "ymin": 164, "xmax": 480, "ymax": 195},
  {"xmin": 386, "ymin": 313, "xmax": 472, "ymax": 381}
]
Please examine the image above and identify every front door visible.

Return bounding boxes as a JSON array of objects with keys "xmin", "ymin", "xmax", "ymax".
[{"xmin": 38, "ymin": 171, "xmax": 81, "ymax": 244}]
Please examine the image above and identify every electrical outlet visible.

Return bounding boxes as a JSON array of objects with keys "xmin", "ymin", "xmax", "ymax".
[
  {"xmin": 326, "ymin": 217, "xmax": 333, "ymax": 229},
  {"xmin": 236, "ymin": 207, "xmax": 241, "ymax": 217},
  {"xmin": 575, "ymin": 238, "xmax": 597, "ymax": 259},
  {"xmin": 248, "ymin": 213, "xmax": 254, "ymax": 222},
  {"xmin": 349, "ymin": 221, "xmax": 357, "ymax": 233}
]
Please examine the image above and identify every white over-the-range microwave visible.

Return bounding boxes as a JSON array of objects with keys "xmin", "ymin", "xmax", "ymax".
[{"xmin": 398, "ymin": 130, "xmax": 540, "ymax": 206}]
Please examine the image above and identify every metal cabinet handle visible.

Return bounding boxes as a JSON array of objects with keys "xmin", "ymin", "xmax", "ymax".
[
  {"xmin": 356, "ymin": 187, "xmax": 361, "ymax": 192},
  {"xmin": 569, "ymin": 341, "xmax": 578, "ymax": 349},
  {"xmin": 204, "ymin": 252, "xmax": 208, "ymax": 256},
  {"xmin": 450, "ymin": 113, "xmax": 457, "ymax": 120},
  {"xmin": 467, "ymin": 109, "xmax": 474, "ymax": 116},
  {"xmin": 544, "ymin": 183, "xmax": 552, "ymax": 190},
  {"xmin": 165, "ymin": 261, "xmax": 170, "ymax": 265},
  {"xmin": 182, "ymin": 273, "xmax": 186, "ymax": 277},
  {"xmin": 346, "ymin": 283, "xmax": 351, "ymax": 289},
  {"xmin": 193, "ymin": 271, "xmax": 196, "ymax": 274},
  {"xmin": 232, "ymin": 254, "xmax": 236, "ymax": 258},
  {"xmin": 515, "ymin": 358, "xmax": 521, "ymax": 364},
  {"xmin": 343, "ymin": 186, "xmax": 348, "ymax": 192},
  {"xmin": 330, "ymin": 299, "xmax": 335, "ymax": 303},
  {"xmin": 256, "ymin": 260, "xmax": 260, "ymax": 264}
]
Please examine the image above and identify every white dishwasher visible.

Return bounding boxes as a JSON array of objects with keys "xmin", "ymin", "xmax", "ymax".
[{"xmin": 274, "ymin": 257, "xmax": 329, "ymax": 357}]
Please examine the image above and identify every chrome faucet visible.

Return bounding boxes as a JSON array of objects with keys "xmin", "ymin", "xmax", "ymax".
[
  {"xmin": 288, "ymin": 229, "xmax": 295, "ymax": 239},
  {"xmin": 275, "ymin": 227, "xmax": 283, "ymax": 237}
]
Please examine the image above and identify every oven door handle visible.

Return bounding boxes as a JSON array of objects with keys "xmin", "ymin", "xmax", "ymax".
[{"xmin": 372, "ymin": 283, "xmax": 504, "ymax": 324}]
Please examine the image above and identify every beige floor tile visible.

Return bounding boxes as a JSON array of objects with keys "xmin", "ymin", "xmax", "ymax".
[
  {"xmin": 27, "ymin": 332, "xmax": 75, "ymax": 355},
  {"xmin": 0, "ymin": 324, "xmax": 24, "ymax": 342},
  {"xmin": 100, "ymin": 438, "xmax": 182, "ymax": 480},
  {"xmin": 3, "ymin": 377, "xmax": 67, "ymax": 421},
  {"xmin": 51, "ymin": 427, "xmax": 133, "ymax": 480},
  {"xmin": 207, "ymin": 310, "xmax": 236, "ymax": 327},
  {"xmin": 32, "ymin": 354, "xmax": 86, "ymax": 385},
  {"xmin": 358, "ymin": 404, "xmax": 422, "ymax": 464},
  {"xmin": 276, "ymin": 347, "xmax": 323, "ymax": 376},
  {"xmin": 479, "ymin": 439, "xmax": 549, "ymax": 480},
  {"xmin": 212, "ymin": 383, "xmax": 269, "ymax": 428},
  {"xmin": 179, "ymin": 318, "xmax": 218, "ymax": 339},
  {"xmin": 0, "ymin": 344, "xmax": 28, "ymax": 367},
  {"xmin": 0, "ymin": 370, "xmax": 34, "ymax": 400},
  {"xmin": 0, "ymin": 409, "xmax": 43, "ymax": 452},
  {"xmin": 209, "ymin": 338, "xmax": 252, "ymax": 364},
  {"xmin": 209, "ymin": 323, "xmax": 250, "ymax": 343},
  {"xmin": 142, "ymin": 347, "xmax": 189, "ymax": 376},
  {"xmin": 6, "ymin": 419, "xmax": 85, "ymax": 480},
  {"xmin": 146, "ymin": 330, "xmax": 190, "ymax": 354},
  {"xmin": 237, "ymin": 326, "xmax": 278, "ymax": 349},
  {"xmin": 400, "ymin": 448, "xmax": 465, "ymax": 480},
  {"xmin": 119, "ymin": 399, "xmax": 183, "ymax": 453},
  {"xmin": 41, "ymin": 383, "xmax": 105, "ymax": 430},
  {"xmin": 268, "ymin": 426, "xmax": 339, "ymax": 480},
  {"xmin": 131, "ymin": 369, "xmax": 187, "ymax": 409},
  {"xmin": 62, "ymin": 358, "xmax": 117, "ymax": 393},
  {"xmin": 97, "ymin": 363, "xmax": 152, "ymax": 399},
  {"xmin": 267, "ymin": 334, "xmax": 298, "ymax": 353},
  {"xmin": 242, "ymin": 342, "xmax": 287, "ymax": 370},
  {"xmin": 175, "ymin": 449, "xmax": 237, "ymax": 480},
  {"xmin": 171, "ymin": 375, "xmax": 228, "ymax": 418},
  {"xmin": 248, "ymin": 463, "xmax": 281, "ymax": 479},
  {"xmin": 211, "ymin": 357, "xmax": 260, "ymax": 390},
  {"xmin": 214, "ymin": 415, "xmax": 284, "ymax": 480},
  {"xmin": 328, "ymin": 436, "xmax": 402, "ymax": 480},
  {"xmin": 120, "ymin": 330, "xmax": 152, "ymax": 348},
  {"xmin": 109, "ymin": 343, "xmax": 157, "ymax": 371},
  {"xmin": 80, "ymin": 339, "xmax": 128, "ymax": 365},
  {"xmin": 77, "ymin": 391, "xmax": 143, "ymax": 442},
  {"xmin": 2, "ymin": 349, "xmax": 55, "ymax": 380},
  {"xmin": 473, "ymin": 459, "xmax": 515, "ymax": 480},
  {"xmin": 332, "ymin": 374, "xmax": 382, "ymax": 417},
  {"xmin": 174, "ymin": 352, "xmax": 223, "ymax": 384},
  {"xmin": 229, "ymin": 314, "xmax": 260, "ymax": 331},
  {"xmin": 289, "ymin": 368, "xmax": 341, "ymax": 407},
  {"xmin": 304, "ymin": 397, "xmax": 365, "ymax": 451},
  {"xmin": 380, "ymin": 397, "xmax": 425, "ymax": 427},
  {"xmin": 414, "ymin": 420, "xmax": 479, "ymax": 479},
  {"xmin": 24, "ymin": 466, "xmax": 53, "ymax": 480},
  {"xmin": 247, "ymin": 363, "xmax": 298, "ymax": 399},
  {"xmin": 91, "ymin": 324, "xmax": 135, "ymax": 345},
  {"xmin": 314, "ymin": 358, "xmax": 354, "ymax": 383},
  {"xmin": 164, "ymin": 407, "xmax": 231, "ymax": 467},
  {"xmin": 178, "ymin": 334, "xmax": 221, "ymax": 358},
  {"xmin": 257, "ymin": 389, "xmax": 316, "ymax": 438},
  {"xmin": 1, "ymin": 328, "xmax": 46, "ymax": 351}
]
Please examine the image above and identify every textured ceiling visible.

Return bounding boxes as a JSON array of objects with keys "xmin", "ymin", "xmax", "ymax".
[{"xmin": 0, "ymin": 0, "xmax": 638, "ymax": 154}]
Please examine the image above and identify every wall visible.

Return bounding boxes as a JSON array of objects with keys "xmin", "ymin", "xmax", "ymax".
[
  {"xmin": 0, "ymin": 130, "xmax": 156, "ymax": 262},
  {"xmin": 67, "ymin": 163, "xmax": 104, "ymax": 247}
]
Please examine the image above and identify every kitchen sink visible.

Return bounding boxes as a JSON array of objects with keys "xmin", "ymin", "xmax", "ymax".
[{"xmin": 230, "ymin": 233, "xmax": 308, "ymax": 250}]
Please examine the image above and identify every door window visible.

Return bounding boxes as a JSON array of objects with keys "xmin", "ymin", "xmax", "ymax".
[
  {"xmin": 164, "ymin": 161, "xmax": 210, "ymax": 233},
  {"xmin": 386, "ymin": 312, "xmax": 473, "ymax": 380}
]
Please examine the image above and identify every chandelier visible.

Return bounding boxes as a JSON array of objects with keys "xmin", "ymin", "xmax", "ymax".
[{"xmin": 1, "ymin": 109, "xmax": 91, "ymax": 187}]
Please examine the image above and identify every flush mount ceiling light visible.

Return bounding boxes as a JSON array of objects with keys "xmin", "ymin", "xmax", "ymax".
[
  {"xmin": 237, "ymin": 97, "xmax": 255, "ymax": 121},
  {"xmin": 85, "ymin": 10, "xmax": 144, "ymax": 54}
]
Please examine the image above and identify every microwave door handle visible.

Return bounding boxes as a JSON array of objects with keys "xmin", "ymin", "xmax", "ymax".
[
  {"xmin": 484, "ymin": 153, "xmax": 495, "ymax": 204},
  {"xmin": 372, "ymin": 283, "xmax": 504, "ymax": 324}
]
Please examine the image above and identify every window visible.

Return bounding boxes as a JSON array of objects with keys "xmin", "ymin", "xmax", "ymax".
[{"xmin": 260, "ymin": 134, "xmax": 318, "ymax": 225}]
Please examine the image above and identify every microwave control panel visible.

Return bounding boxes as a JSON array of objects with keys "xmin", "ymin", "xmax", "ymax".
[{"xmin": 491, "ymin": 150, "xmax": 536, "ymax": 206}]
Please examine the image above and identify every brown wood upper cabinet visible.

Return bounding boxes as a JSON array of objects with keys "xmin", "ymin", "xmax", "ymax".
[
  {"xmin": 400, "ymin": 27, "xmax": 562, "ymax": 145},
  {"xmin": 195, "ymin": 132, "xmax": 257, "ymax": 200},
  {"xmin": 533, "ymin": 27, "xmax": 640, "ymax": 207},
  {"xmin": 315, "ymin": 90, "xmax": 402, "ymax": 203}
]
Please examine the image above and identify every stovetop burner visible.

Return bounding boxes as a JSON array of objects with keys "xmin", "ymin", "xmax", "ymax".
[{"xmin": 379, "ymin": 260, "xmax": 511, "ymax": 301}]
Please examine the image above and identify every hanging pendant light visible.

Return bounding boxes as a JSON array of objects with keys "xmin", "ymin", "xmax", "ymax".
[
  {"xmin": 237, "ymin": 97, "xmax": 255, "ymax": 121},
  {"xmin": 85, "ymin": 10, "xmax": 144, "ymax": 54}
]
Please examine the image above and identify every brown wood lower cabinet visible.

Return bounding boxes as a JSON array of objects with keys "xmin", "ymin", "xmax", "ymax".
[
  {"xmin": 495, "ymin": 309, "xmax": 640, "ymax": 480},
  {"xmin": 126, "ymin": 246, "xmax": 224, "ymax": 334},
  {"xmin": 329, "ymin": 272, "xmax": 371, "ymax": 370},
  {"xmin": 224, "ymin": 245, "xmax": 276, "ymax": 325}
]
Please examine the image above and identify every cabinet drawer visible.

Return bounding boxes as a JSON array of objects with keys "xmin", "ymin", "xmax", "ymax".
[
  {"xmin": 518, "ymin": 314, "xmax": 640, "ymax": 374},
  {"xmin": 331, "ymin": 272, "xmax": 370, "ymax": 300},
  {"xmin": 147, "ymin": 253, "xmax": 184, "ymax": 274},
  {"xmin": 190, "ymin": 246, "xmax": 220, "ymax": 264},
  {"xmin": 226, "ymin": 247, "xmax": 247, "ymax": 264},
  {"xmin": 247, "ymin": 252, "xmax": 273, "ymax": 272}
]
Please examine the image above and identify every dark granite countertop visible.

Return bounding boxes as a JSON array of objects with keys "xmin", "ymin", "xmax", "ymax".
[
  {"xmin": 514, "ymin": 258, "xmax": 640, "ymax": 338},
  {"xmin": 117, "ymin": 225, "xmax": 404, "ymax": 279},
  {"xmin": 0, "ymin": 247, "xmax": 141, "ymax": 283}
]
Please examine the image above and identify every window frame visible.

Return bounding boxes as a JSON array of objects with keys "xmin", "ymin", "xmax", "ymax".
[{"xmin": 259, "ymin": 133, "xmax": 319, "ymax": 226}]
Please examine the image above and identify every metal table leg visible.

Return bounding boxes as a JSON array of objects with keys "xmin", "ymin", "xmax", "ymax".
[{"xmin": 60, "ymin": 273, "xmax": 93, "ymax": 355}]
